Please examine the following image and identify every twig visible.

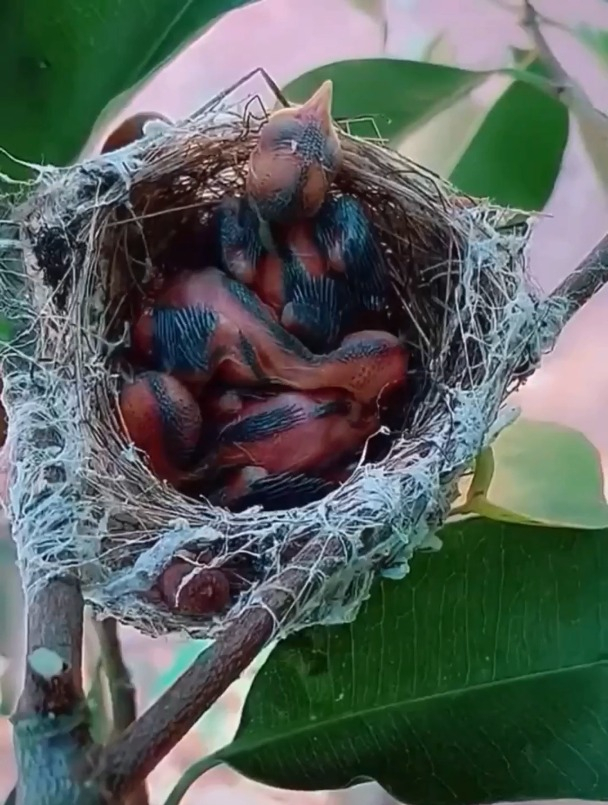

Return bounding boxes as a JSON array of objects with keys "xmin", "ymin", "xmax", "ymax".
[
  {"xmin": 486, "ymin": 0, "xmax": 570, "ymax": 34},
  {"xmin": 541, "ymin": 230, "xmax": 608, "ymax": 327},
  {"xmin": 94, "ymin": 618, "xmax": 149, "ymax": 805},
  {"xmin": 520, "ymin": 0, "xmax": 607, "ymax": 122},
  {"xmin": 94, "ymin": 619, "xmax": 136, "ymax": 737},
  {"xmin": 11, "ymin": 577, "xmax": 99, "ymax": 803},
  {"xmin": 92, "ymin": 536, "xmax": 347, "ymax": 800},
  {"xmin": 184, "ymin": 66, "xmax": 290, "ymax": 122}
]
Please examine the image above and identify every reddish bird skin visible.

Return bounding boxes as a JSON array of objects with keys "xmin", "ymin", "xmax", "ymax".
[
  {"xmin": 212, "ymin": 196, "xmax": 264, "ymax": 284},
  {"xmin": 213, "ymin": 389, "xmax": 379, "ymax": 475},
  {"xmin": 119, "ymin": 371, "xmax": 202, "ymax": 486},
  {"xmin": 327, "ymin": 330, "xmax": 409, "ymax": 405},
  {"xmin": 246, "ymin": 80, "xmax": 342, "ymax": 223},
  {"xmin": 130, "ymin": 267, "xmax": 327, "ymax": 390},
  {"xmin": 101, "ymin": 112, "xmax": 172, "ymax": 153},
  {"xmin": 132, "ymin": 269, "xmax": 407, "ymax": 403},
  {"xmin": 214, "ymin": 466, "xmax": 336, "ymax": 511},
  {"xmin": 156, "ymin": 558, "xmax": 231, "ymax": 615},
  {"xmin": 252, "ymin": 220, "xmax": 326, "ymax": 310},
  {"xmin": 251, "ymin": 220, "xmax": 348, "ymax": 350}
]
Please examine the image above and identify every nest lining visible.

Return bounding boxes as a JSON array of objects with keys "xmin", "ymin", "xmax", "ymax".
[{"xmin": 0, "ymin": 84, "xmax": 545, "ymax": 640}]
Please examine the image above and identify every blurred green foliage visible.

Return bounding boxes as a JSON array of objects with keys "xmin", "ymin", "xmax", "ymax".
[{"xmin": 0, "ymin": 0, "xmax": 254, "ymax": 177}]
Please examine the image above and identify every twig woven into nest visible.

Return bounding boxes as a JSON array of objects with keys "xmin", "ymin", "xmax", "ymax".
[{"xmin": 0, "ymin": 80, "xmax": 555, "ymax": 641}]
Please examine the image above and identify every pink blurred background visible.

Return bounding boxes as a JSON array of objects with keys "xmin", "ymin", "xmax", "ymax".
[{"xmin": 4, "ymin": 0, "xmax": 608, "ymax": 802}]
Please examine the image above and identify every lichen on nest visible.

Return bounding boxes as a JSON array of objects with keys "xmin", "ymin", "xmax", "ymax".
[{"xmin": 0, "ymin": 78, "xmax": 542, "ymax": 640}]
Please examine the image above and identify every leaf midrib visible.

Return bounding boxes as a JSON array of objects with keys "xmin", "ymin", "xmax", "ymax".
[{"xmin": 219, "ymin": 657, "xmax": 608, "ymax": 760}]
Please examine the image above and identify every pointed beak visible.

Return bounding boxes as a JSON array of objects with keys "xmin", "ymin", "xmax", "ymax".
[{"xmin": 300, "ymin": 80, "xmax": 334, "ymax": 131}]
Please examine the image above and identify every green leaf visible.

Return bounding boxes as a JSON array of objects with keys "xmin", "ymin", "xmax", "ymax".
[
  {"xmin": 199, "ymin": 520, "xmax": 608, "ymax": 805},
  {"xmin": 450, "ymin": 70, "xmax": 569, "ymax": 209},
  {"xmin": 397, "ymin": 36, "xmax": 493, "ymax": 177},
  {"xmin": 0, "ymin": 0, "xmax": 254, "ymax": 177},
  {"xmin": 472, "ymin": 418, "xmax": 608, "ymax": 529},
  {"xmin": 282, "ymin": 59, "xmax": 489, "ymax": 142}
]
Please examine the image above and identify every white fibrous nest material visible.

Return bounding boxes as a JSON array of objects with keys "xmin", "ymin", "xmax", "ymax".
[{"xmin": 0, "ymin": 79, "xmax": 559, "ymax": 641}]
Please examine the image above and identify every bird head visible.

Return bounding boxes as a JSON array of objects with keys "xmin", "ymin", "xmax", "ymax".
[{"xmin": 259, "ymin": 80, "xmax": 336, "ymax": 147}]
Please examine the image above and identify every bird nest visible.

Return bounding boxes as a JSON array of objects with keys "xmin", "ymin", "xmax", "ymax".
[{"xmin": 0, "ymin": 78, "xmax": 549, "ymax": 640}]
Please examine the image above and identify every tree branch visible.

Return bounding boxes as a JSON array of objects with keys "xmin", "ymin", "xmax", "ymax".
[
  {"xmin": 541, "ymin": 230, "xmax": 608, "ymax": 328},
  {"xmin": 520, "ymin": 1, "xmax": 608, "ymax": 127},
  {"xmin": 11, "ymin": 577, "xmax": 99, "ymax": 804},
  {"xmin": 94, "ymin": 618, "xmax": 148, "ymax": 805},
  {"xmin": 92, "ymin": 535, "xmax": 347, "ymax": 800}
]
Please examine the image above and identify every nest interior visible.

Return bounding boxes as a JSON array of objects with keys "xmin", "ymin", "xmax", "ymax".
[{"xmin": 0, "ymin": 95, "xmax": 540, "ymax": 639}]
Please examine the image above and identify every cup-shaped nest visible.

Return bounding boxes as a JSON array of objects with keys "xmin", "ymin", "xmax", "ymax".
[{"xmin": 0, "ymin": 87, "xmax": 541, "ymax": 639}]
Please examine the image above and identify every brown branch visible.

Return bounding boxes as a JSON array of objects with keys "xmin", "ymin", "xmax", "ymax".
[
  {"xmin": 520, "ymin": 0, "xmax": 608, "ymax": 123},
  {"xmin": 92, "ymin": 535, "xmax": 347, "ymax": 800},
  {"xmin": 11, "ymin": 577, "xmax": 100, "ymax": 803},
  {"xmin": 94, "ymin": 618, "xmax": 149, "ymax": 805},
  {"xmin": 541, "ymin": 230, "xmax": 608, "ymax": 328},
  {"xmin": 15, "ymin": 577, "xmax": 85, "ymax": 717}
]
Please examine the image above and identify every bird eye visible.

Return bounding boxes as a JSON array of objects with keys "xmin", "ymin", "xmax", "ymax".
[{"xmin": 260, "ymin": 118, "xmax": 303, "ymax": 150}]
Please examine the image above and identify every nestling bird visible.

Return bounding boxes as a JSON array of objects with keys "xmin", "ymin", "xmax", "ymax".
[
  {"xmin": 251, "ymin": 223, "xmax": 348, "ymax": 350},
  {"xmin": 213, "ymin": 466, "xmax": 336, "ymax": 511},
  {"xmin": 246, "ymin": 80, "xmax": 342, "ymax": 224},
  {"xmin": 213, "ymin": 389, "xmax": 379, "ymax": 476},
  {"xmin": 251, "ymin": 219, "xmax": 327, "ymax": 312},
  {"xmin": 202, "ymin": 386, "xmax": 276, "ymax": 424},
  {"xmin": 131, "ymin": 267, "xmax": 322, "ymax": 389},
  {"xmin": 327, "ymin": 330, "xmax": 409, "ymax": 405},
  {"xmin": 314, "ymin": 195, "xmax": 388, "ymax": 315},
  {"xmin": 132, "ymin": 269, "xmax": 408, "ymax": 403},
  {"xmin": 280, "ymin": 272, "xmax": 347, "ymax": 351},
  {"xmin": 118, "ymin": 371, "xmax": 203, "ymax": 486},
  {"xmin": 101, "ymin": 111, "xmax": 172, "ymax": 153},
  {"xmin": 211, "ymin": 196, "xmax": 265, "ymax": 285}
]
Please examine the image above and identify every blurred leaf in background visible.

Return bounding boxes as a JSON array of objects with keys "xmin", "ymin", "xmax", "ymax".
[
  {"xmin": 449, "ymin": 56, "xmax": 569, "ymax": 209},
  {"xmin": 396, "ymin": 33, "xmax": 494, "ymax": 178},
  {"xmin": 283, "ymin": 59, "xmax": 490, "ymax": 143},
  {"xmin": 0, "ymin": 0, "xmax": 254, "ymax": 177},
  {"xmin": 0, "ymin": 539, "xmax": 23, "ymax": 717},
  {"xmin": 284, "ymin": 54, "xmax": 568, "ymax": 209},
  {"xmin": 576, "ymin": 25, "xmax": 608, "ymax": 69},
  {"xmin": 186, "ymin": 519, "xmax": 608, "ymax": 805},
  {"xmin": 469, "ymin": 418, "xmax": 608, "ymax": 528}
]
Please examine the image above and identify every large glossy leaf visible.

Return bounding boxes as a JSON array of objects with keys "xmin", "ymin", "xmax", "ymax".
[
  {"xmin": 460, "ymin": 418, "xmax": 608, "ymax": 529},
  {"xmin": 397, "ymin": 36, "xmax": 493, "ymax": 177},
  {"xmin": 450, "ymin": 62, "xmax": 569, "ymax": 209},
  {"xmin": 0, "ymin": 0, "xmax": 254, "ymax": 177},
  {"xmin": 282, "ymin": 59, "xmax": 489, "ymax": 142},
  {"xmin": 183, "ymin": 520, "xmax": 608, "ymax": 805}
]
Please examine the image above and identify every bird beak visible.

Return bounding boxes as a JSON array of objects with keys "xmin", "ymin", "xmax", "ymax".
[{"xmin": 300, "ymin": 80, "xmax": 334, "ymax": 130}]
